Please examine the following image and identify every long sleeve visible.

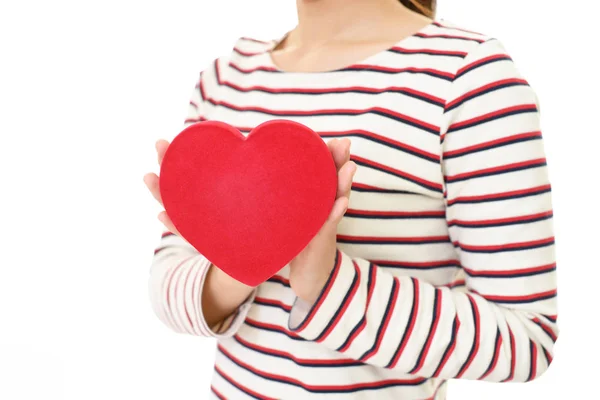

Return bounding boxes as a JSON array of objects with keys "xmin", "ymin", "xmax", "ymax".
[
  {"xmin": 287, "ymin": 39, "xmax": 558, "ymax": 382},
  {"xmin": 147, "ymin": 71, "xmax": 257, "ymax": 337}
]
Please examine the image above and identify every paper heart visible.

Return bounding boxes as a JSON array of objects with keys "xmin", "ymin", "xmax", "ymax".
[{"xmin": 159, "ymin": 120, "xmax": 337, "ymax": 286}]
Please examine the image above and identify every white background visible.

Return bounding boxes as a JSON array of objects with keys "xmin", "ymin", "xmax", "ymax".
[{"xmin": 0, "ymin": 0, "xmax": 597, "ymax": 399}]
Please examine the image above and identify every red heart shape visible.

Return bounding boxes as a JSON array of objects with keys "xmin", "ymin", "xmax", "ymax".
[{"xmin": 159, "ymin": 120, "xmax": 337, "ymax": 286}]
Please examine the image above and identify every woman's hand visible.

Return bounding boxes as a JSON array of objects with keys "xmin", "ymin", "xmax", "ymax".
[
  {"xmin": 143, "ymin": 139, "xmax": 180, "ymax": 235},
  {"xmin": 289, "ymin": 138, "xmax": 357, "ymax": 305}
]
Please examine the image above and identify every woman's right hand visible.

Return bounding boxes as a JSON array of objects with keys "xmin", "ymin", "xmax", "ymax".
[{"xmin": 143, "ymin": 139, "xmax": 180, "ymax": 236}]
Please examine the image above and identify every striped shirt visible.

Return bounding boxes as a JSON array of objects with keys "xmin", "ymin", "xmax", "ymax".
[{"xmin": 148, "ymin": 20, "xmax": 558, "ymax": 400}]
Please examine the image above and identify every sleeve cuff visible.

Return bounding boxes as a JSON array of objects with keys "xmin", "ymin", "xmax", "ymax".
[
  {"xmin": 196, "ymin": 259, "xmax": 257, "ymax": 338},
  {"xmin": 288, "ymin": 249, "xmax": 358, "ymax": 342}
]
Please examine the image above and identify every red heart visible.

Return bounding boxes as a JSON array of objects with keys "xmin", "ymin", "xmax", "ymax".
[{"xmin": 159, "ymin": 120, "xmax": 337, "ymax": 286}]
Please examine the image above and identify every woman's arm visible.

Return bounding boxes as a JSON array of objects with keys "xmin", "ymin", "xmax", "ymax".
[
  {"xmin": 288, "ymin": 38, "xmax": 558, "ymax": 382},
  {"xmin": 147, "ymin": 70, "xmax": 256, "ymax": 337}
]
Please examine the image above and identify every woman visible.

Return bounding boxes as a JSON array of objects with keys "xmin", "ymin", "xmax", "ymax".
[{"xmin": 144, "ymin": 0, "xmax": 558, "ymax": 398}]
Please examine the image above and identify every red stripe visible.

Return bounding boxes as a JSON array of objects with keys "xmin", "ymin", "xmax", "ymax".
[
  {"xmin": 229, "ymin": 61, "xmax": 279, "ymax": 73},
  {"xmin": 240, "ymin": 37, "xmax": 269, "ymax": 44},
  {"xmin": 479, "ymin": 332, "xmax": 503, "ymax": 380},
  {"xmin": 448, "ymin": 210, "xmax": 553, "ymax": 227},
  {"xmin": 361, "ymin": 277, "xmax": 401, "ymax": 362},
  {"xmin": 218, "ymin": 74, "xmax": 444, "ymax": 103},
  {"xmin": 443, "ymin": 131, "xmax": 542, "ymax": 158},
  {"xmin": 352, "ymin": 155, "xmax": 443, "ymax": 191},
  {"xmin": 294, "ymin": 250, "xmax": 343, "ymax": 333},
  {"xmin": 214, "ymin": 364, "xmax": 276, "ymax": 400},
  {"xmin": 254, "ymin": 297, "xmax": 292, "ymax": 312},
  {"xmin": 448, "ymin": 104, "xmax": 538, "ymax": 132},
  {"xmin": 445, "ymin": 279, "xmax": 465, "ymax": 288},
  {"xmin": 503, "ymin": 327, "xmax": 516, "ymax": 381},
  {"xmin": 207, "ymin": 98, "xmax": 440, "ymax": 133},
  {"xmin": 161, "ymin": 231, "xmax": 174, "ymax": 238},
  {"xmin": 338, "ymin": 264, "xmax": 377, "ymax": 352},
  {"xmin": 268, "ymin": 275, "xmax": 290, "ymax": 286},
  {"xmin": 339, "ymin": 234, "xmax": 450, "ymax": 243},
  {"xmin": 391, "ymin": 46, "xmax": 468, "ymax": 57},
  {"xmin": 456, "ymin": 54, "xmax": 510, "ymax": 77},
  {"xmin": 433, "ymin": 316, "xmax": 461, "ymax": 377},
  {"xmin": 347, "ymin": 64, "xmax": 454, "ymax": 79},
  {"xmin": 211, "ymin": 386, "xmax": 226, "ymax": 400},
  {"xmin": 233, "ymin": 47, "xmax": 263, "ymax": 56},
  {"xmin": 164, "ymin": 256, "xmax": 194, "ymax": 332},
  {"xmin": 234, "ymin": 334, "xmax": 356, "ymax": 365},
  {"xmin": 388, "ymin": 279, "xmax": 420, "ymax": 368},
  {"xmin": 465, "ymin": 262, "xmax": 556, "ymax": 277},
  {"xmin": 476, "ymin": 289, "xmax": 557, "ymax": 303},
  {"xmin": 528, "ymin": 341, "xmax": 538, "ymax": 381},
  {"xmin": 446, "ymin": 158, "xmax": 546, "ymax": 182},
  {"xmin": 351, "ymin": 182, "xmax": 390, "ymax": 192},
  {"xmin": 316, "ymin": 260, "xmax": 362, "ymax": 343},
  {"xmin": 346, "ymin": 208, "xmax": 445, "ymax": 218},
  {"xmin": 445, "ymin": 78, "xmax": 528, "ymax": 110},
  {"xmin": 320, "ymin": 129, "xmax": 440, "ymax": 161},
  {"xmin": 218, "ymin": 344, "xmax": 426, "ymax": 390},
  {"xmin": 456, "ymin": 295, "xmax": 481, "ymax": 378},
  {"xmin": 447, "ymin": 184, "xmax": 551, "ymax": 205},
  {"xmin": 456, "ymin": 237, "xmax": 555, "ymax": 252},
  {"xmin": 411, "ymin": 289, "xmax": 443, "ymax": 374},
  {"xmin": 415, "ymin": 32, "xmax": 485, "ymax": 42}
]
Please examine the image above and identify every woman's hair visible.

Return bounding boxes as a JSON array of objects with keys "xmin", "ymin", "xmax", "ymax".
[{"xmin": 400, "ymin": 0, "xmax": 436, "ymax": 18}]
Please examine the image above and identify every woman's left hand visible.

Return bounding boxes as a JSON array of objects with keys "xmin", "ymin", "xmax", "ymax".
[{"xmin": 289, "ymin": 138, "xmax": 357, "ymax": 305}]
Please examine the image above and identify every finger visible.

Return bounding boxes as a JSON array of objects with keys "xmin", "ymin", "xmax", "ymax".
[
  {"xmin": 158, "ymin": 211, "xmax": 180, "ymax": 236},
  {"xmin": 156, "ymin": 139, "xmax": 170, "ymax": 166},
  {"xmin": 328, "ymin": 138, "xmax": 351, "ymax": 171},
  {"xmin": 337, "ymin": 161, "xmax": 357, "ymax": 199},
  {"xmin": 144, "ymin": 172, "xmax": 163, "ymax": 205}
]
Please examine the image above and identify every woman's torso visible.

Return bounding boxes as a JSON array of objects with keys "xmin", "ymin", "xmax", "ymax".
[{"xmin": 200, "ymin": 21, "xmax": 488, "ymax": 400}]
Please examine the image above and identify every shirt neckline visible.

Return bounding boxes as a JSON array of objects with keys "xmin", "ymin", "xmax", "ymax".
[{"xmin": 261, "ymin": 19, "xmax": 438, "ymax": 75}]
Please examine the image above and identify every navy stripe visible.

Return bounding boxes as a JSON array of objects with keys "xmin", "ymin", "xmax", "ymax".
[
  {"xmin": 244, "ymin": 320, "xmax": 306, "ymax": 342},
  {"xmin": 352, "ymin": 159, "xmax": 443, "ymax": 193},
  {"xmin": 465, "ymin": 266, "xmax": 556, "ymax": 279},
  {"xmin": 358, "ymin": 278, "xmax": 399, "ymax": 360},
  {"xmin": 446, "ymin": 106, "xmax": 538, "ymax": 134},
  {"xmin": 385, "ymin": 278, "xmax": 419, "ymax": 368},
  {"xmin": 351, "ymin": 185, "xmax": 416, "ymax": 195},
  {"xmin": 456, "ymin": 295, "xmax": 479, "ymax": 377},
  {"xmin": 479, "ymin": 329, "xmax": 502, "ymax": 379},
  {"xmin": 266, "ymin": 276, "xmax": 291, "ymax": 288},
  {"xmin": 445, "ymin": 81, "xmax": 529, "ymax": 112},
  {"xmin": 443, "ymin": 135, "xmax": 542, "ymax": 159},
  {"xmin": 314, "ymin": 262, "xmax": 360, "ymax": 342},
  {"xmin": 388, "ymin": 48, "xmax": 466, "ymax": 58},
  {"xmin": 454, "ymin": 55, "xmax": 512, "ymax": 80},
  {"xmin": 336, "ymin": 263, "xmax": 377, "ymax": 352},
  {"xmin": 448, "ymin": 213, "xmax": 553, "ymax": 228},
  {"xmin": 233, "ymin": 336, "xmax": 362, "ymax": 368},
  {"xmin": 319, "ymin": 132, "xmax": 440, "ymax": 163},
  {"xmin": 432, "ymin": 315, "xmax": 459, "ymax": 377},
  {"xmin": 446, "ymin": 160, "xmax": 547, "ymax": 183},
  {"xmin": 342, "ymin": 66, "xmax": 453, "ymax": 81},
  {"xmin": 446, "ymin": 187, "xmax": 551, "ymax": 206},
  {"xmin": 456, "ymin": 239, "xmax": 555, "ymax": 254},
  {"xmin": 253, "ymin": 299, "xmax": 291, "ymax": 313},
  {"xmin": 409, "ymin": 289, "xmax": 440, "ymax": 373},
  {"xmin": 527, "ymin": 340, "xmax": 537, "ymax": 381},
  {"xmin": 344, "ymin": 211, "xmax": 445, "ymax": 220},
  {"xmin": 217, "ymin": 348, "xmax": 427, "ymax": 393},
  {"xmin": 219, "ymin": 81, "xmax": 444, "ymax": 107},
  {"xmin": 338, "ymin": 236, "xmax": 451, "ymax": 245},
  {"xmin": 485, "ymin": 292, "xmax": 557, "ymax": 305},
  {"xmin": 375, "ymin": 261, "xmax": 461, "ymax": 270}
]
